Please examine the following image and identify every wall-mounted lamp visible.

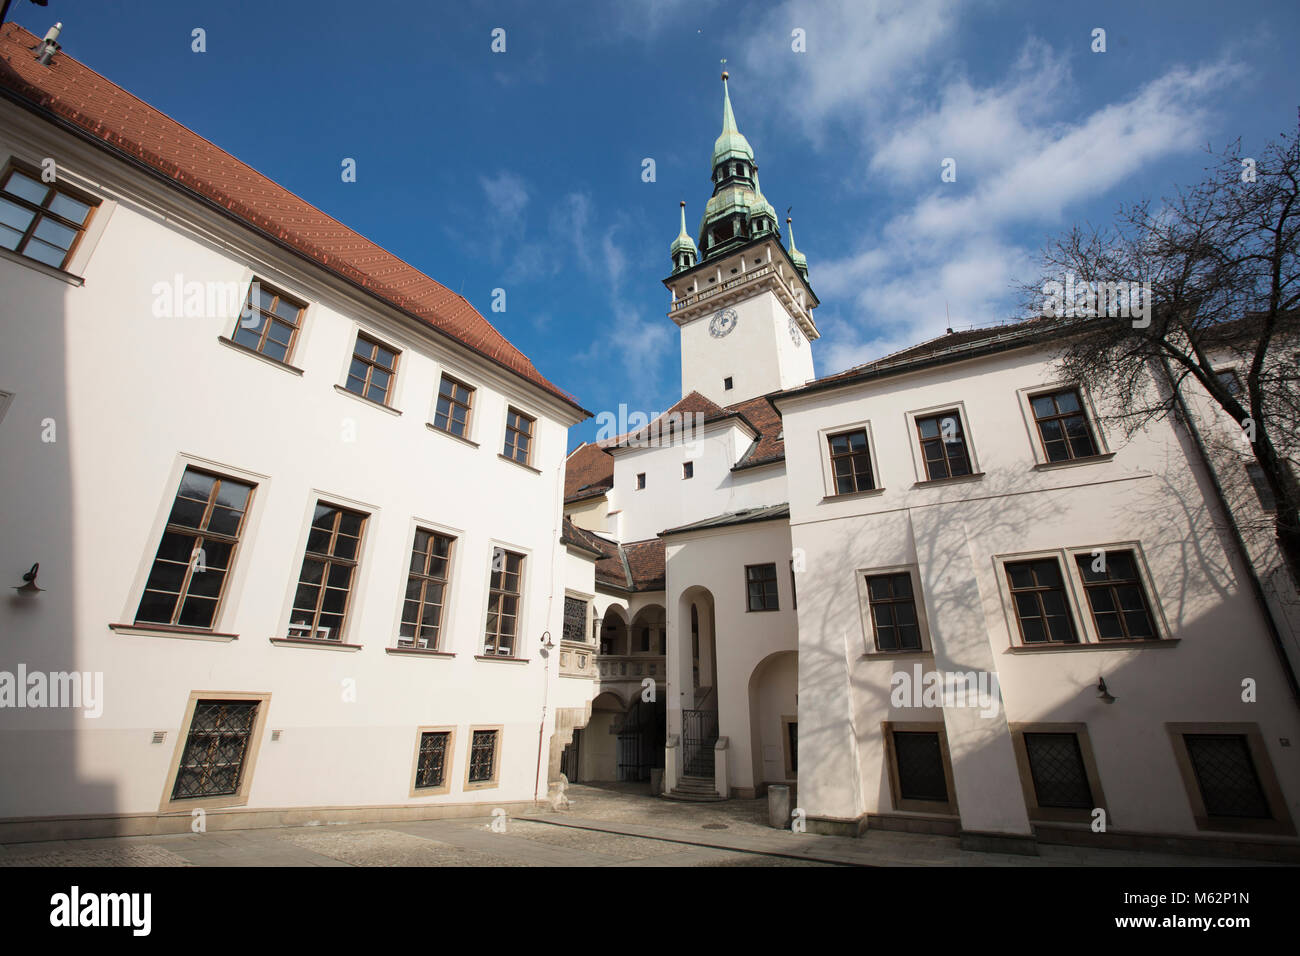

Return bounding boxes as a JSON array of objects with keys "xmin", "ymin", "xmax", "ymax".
[
  {"xmin": 540, "ymin": 630, "xmax": 554, "ymax": 657},
  {"xmin": 13, "ymin": 563, "xmax": 42, "ymax": 595},
  {"xmin": 1097, "ymin": 676, "xmax": 1117, "ymax": 704}
]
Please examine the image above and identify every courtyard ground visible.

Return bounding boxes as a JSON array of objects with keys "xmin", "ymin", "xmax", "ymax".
[{"xmin": 0, "ymin": 783, "xmax": 1270, "ymax": 867}]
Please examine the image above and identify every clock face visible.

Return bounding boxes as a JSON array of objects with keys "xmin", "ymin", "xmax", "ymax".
[
  {"xmin": 789, "ymin": 317, "xmax": 802, "ymax": 346},
  {"xmin": 708, "ymin": 308, "xmax": 738, "ymax": 338}
]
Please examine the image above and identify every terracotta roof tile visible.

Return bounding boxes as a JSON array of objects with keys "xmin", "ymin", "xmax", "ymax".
[
  {"xmin": 622, "ymin": 538, "xmax": 665, "ymax": 591},
  {"xmin": 0, "ymin": 24, "xmax": 583, "ymax": 414},
  {"xmin": 724, "ymin": 394, "xmax": 784, "ymax": 467},
  {"xmin": 564, "ymin": 442, "xmax": 614, "ymax": 501}
]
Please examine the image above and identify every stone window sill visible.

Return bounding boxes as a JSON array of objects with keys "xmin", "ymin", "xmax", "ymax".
[
  {"xmin": 386, "ymin": 646, "xmax": 456, "ymax": 658},
  {"xmin": 1005, "ymin": 638, "xmax": 1178, "ymax": 654},
  {"xmin": 270, "ymin": 636, "xmax": 363, "ymax": 651},
  {"xmin": 0, "ymin": 245, "xmax": 84, "ymax": 285},
  {"xmin": 110, "ymin": 622, "xmax": 237, "ymax": 642},
  {"xmin": 217, "ymin": 335, "xmax": 305, "ymax": 375},
  {"xmin": 334, "ymin": 383, "xmax": 401, "ymax": 416},
  {"xmin": 1032, "ymin": 452, "xmax": 1116, "ymax": 471},
  {"xmin": 499, "ymin": 453, "xmax": 541, "ymax": 474},
  {"xmin": 426, "ymin": 422, "xmax": 479, "ymax": 447}
]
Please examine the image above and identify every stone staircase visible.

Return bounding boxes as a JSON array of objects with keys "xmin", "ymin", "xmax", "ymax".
[{"xmin": 663, "ymin": 774, "xmax": 725, "ymax": 802}]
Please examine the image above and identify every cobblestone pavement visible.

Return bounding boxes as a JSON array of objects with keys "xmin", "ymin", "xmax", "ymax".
[{"xmin": 0, "ymin": 784, "xmax": 1270, "ymax": 867}]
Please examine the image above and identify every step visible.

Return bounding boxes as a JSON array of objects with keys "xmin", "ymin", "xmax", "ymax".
[{"xmin": 661, "ymin": 789, "xmax": 725, "ymax": 802}]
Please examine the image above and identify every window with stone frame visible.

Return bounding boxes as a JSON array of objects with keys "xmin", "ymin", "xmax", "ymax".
[
  {"xmin": 0, "ymin": 162, "xmax": 98, "ymax": 270},
  {"xmin": 1005, "ymin": 558, "xmax": 1078, "ymax": 644},
  {"xmin": 171, "ymin": 700, "xmax": 259, "ymax": 800},
  {"xmin": 230, "ymin": 280, "xmax": 305, "ymax": 363},
  {"xmin": 399, "ymin": 528, "xmax": 455, "ymax": 649},
  {"xmin": 287, "ymin": 502, "xmax": 367, "ymax": 642},
  {"xmin": 135, "ymin": 467, "xmax": 254, "ymax": 630},
  {"xmin": 827, "ymin": 428, "xmax": 875, "ymax": 494},
  {"xmin": 864, "ymin": 572, "xmax": 922, "ymax": 652},
  {"xmin": 1029, "ymin": 388, "xmax": 1099, "ymax": 463},
  {"xmin": 484, "ymin": 548, "xmax": 524, "ymax": 655}
]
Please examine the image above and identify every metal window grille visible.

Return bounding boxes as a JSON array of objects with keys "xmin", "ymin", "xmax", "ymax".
[
  {"xmin": 415, "ymin": 732, "xmax": 449, "ymax": 789},
  {"xmin": 1184, "ymin": 734, "xmax": 1271, "ymax": 819},
  {"xmin": 1024, "ymin": 733, "xmax": 1093, "ymax": 809},
  {"xmin": 171, "ymin": 700, "xmax": 258, "ymax": 799},
  {"xmin": 469, "ymin": 730, "xmax": 498, "ymax": 783},
  {"xmin": 893, "ymin": 731, "xmax": 948, "ymax": 803}
]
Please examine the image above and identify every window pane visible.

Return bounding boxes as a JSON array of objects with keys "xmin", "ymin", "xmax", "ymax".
[{"xmin": 47, "ymin": 192, "xmax": 91, "ymax": 225}]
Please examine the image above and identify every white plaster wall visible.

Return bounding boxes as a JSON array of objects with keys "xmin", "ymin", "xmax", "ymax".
[
  {"xmin": 611, "ymin": 425, "xmax": 786, "ymax": 542},
  {"xmin": 780, "ymin": 345, "xmax": 1300, "ymax": 836},
  {"xmin": 664, "ymin": 520, "xmax": 797, "ymax": 795},
  {"xmin": 0, "ymin": 119, "xmax": 582, "ymax": 820},
  {"xmin": 680, "ymin": 288, "xmax": 807, "ymax": 406}
]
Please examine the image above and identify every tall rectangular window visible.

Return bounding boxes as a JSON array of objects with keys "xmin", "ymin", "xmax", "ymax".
[
  {"xmin": 136, "ymin": 468, "xmax": 254, "ymax": 630},
  {"xmin": 414, "ymin": 731, "xmax": 451, "ymax": 790},
  {"xmin": 433, "ymin": 374, "xmax": 474, "ymax": 438},
  {"xmin": 503, "ymin": 408, "xmax": 535, "ymax": 464},
  {"xmin": 468, "ymin": 729, "xmax": 499, "ymax": 784},
  {"xmin": 865, "ymin": 572, "xmax": 922, "ymax": 652},
  {"xmin": 1005, "ymin": 558, "xmax": 1077, "ymax": 644},
  {"xmin": 1023, "ymin": 732, "xmax": 1094, "ymax": 809},
  {"xmin": 746, "ymin": 563, "xmax": 779, "ymax": 611},
  {"xmin": 484, "ymin": 548, "xmax": 524, "ymax": 655},
  {"xmin": 171, "ymin": 700, "xmax": 259, "ymax": 800},
  {"xmin": 345, "ymin": 333, "xmax": 399, "ymax": 405},
  {"xmin": 1074, "ymin": 550, "xmax": 1156, "ymax": 640},
  {"xmin": 1183, "ymin": 734, "xmax": 1271, "ymax": 819},
  {"xmin": 915, "ymin": 411, "xmax": 972, "ymax": 480},
  {"xmin": 231, "ymin": 280, "xmax": 304, "ymax": 363},
  {"xmin": 827, "ymin": 428, "xmax": 874, "ymax": 494},
  {"xmin": 399, "ymin": 529, "xmax": 455, "ymax": 649},
  {"xmin": 1030, "ymin": 389, "xmax": 1098, "ymax": 462},
  {"xmin": 288, "ymin": 502, "xmax": 367, "ymax": 642},
  {"xmin": 0, "ymin": 164, "xmax": 97, "ymax": 269}
]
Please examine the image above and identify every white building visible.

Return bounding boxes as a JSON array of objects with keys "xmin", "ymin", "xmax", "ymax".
[
  {"xmin": 559, "ymin": 72, "xmax": 1300, "ymax": 860},
  {"xmin": 2, "ymin": 23, "xmax": 1297, "ymax": 860},
  {"xmin": 0, "ymin": 23, "xmax": 588, "ymax": 840}
]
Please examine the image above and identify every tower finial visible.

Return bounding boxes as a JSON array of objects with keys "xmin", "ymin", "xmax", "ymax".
[{"xmin": 785, "ymin": 215, "xmax": 809, "ymax": 278}]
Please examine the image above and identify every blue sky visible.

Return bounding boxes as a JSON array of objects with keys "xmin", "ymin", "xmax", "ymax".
[{"xmin": 12, "ymin": 0, "xmax": 1299, "ymax": 448}]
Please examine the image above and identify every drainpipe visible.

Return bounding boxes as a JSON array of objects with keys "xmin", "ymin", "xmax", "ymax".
[{"xmin": 1157, "ymin": 356, "xmax": 1300, "ymax": 708}]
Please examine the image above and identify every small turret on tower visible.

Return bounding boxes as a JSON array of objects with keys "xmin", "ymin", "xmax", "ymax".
[{"xmin": 670, "ymin": 200, "xmax": 698, "ymax": 274}]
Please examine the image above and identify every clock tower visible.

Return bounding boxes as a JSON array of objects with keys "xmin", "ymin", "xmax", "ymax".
[{"xmin": 663, "ymin": 72, "xmax": 819, "ymax": 407}]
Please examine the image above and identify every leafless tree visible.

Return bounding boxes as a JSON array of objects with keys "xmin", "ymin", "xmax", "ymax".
[{"xmin": 1026, "ymin": 133, "xmax": 1300, "ymax": 589}]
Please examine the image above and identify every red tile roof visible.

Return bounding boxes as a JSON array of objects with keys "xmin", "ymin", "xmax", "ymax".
[
  {"xmin": 564, "ymin": 442, "xmax": 614, "ymax": 502},
  {"xmin": 724, "ymin": 394, "xmax": 784, "ymax": 467},
  {"xmin": 0, "ymin": 24, "xmax": 584, "ymax": 415}
]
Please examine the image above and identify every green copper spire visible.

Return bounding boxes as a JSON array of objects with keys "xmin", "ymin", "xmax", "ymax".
[
  {"xmin": 670, "ymin": 200, "xmax": 698, "ymax": 274},
  {"xmin": 712, "ymin": 70, "xmax": 755, "ymax": 170},
  {"xmin": 786, "ymin": 216, "xmax": 809, "ymax": 278}
]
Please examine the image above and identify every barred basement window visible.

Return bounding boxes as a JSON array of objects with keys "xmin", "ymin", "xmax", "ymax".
[
  {"xmin": 433, "ymin": 374, "xmax": 474, "ymax": 438},
  {"xmin": 135, "ymin": 467, "xmax": 254, "ymax": 630},
  {"xmin": 1074, "ymin": 550, "xmax": 1156, "ymax": 640},
  {"xmin": 414, "ymin": 731, "xmax": 451, "ymax": 790},
  {"xmin": 503, "ymin": 407, "xmax": 534, "ymax": 464},
  {"xmin": 891, "ymin": 731, "xmax": 949, "ymax": 803},
  {"xmin": 1184, "ymin": 734, "xmax": 1271, "ymax": 819},
  {"xmin": 345, "ymin": 332, "xmax": 399, "ymax": 405},
  {"xmin": 1005, "ymin": 558, "xmax": 1078, "ymax": 644},
  {"xmin": 1029, "ymin": 389, "xmax": 1098, "ymax": 462},
  {"xmin": 288, "ymin": 502, "xmax": 367, "ymax": 641},
  {"xmin": 915, "ymin": 411, "xmax": 972, "ymax": 480},
  {"xmin": 827, "ymin": 428, "xmax": 874, "ymax": 494},
  {"xmin": 562, "ymin": 596, "xmax": 587, "ymax": 643},
  {"xmin": 399, "ymin": 528, "xmax": 455, "ymax": 649},
  {"xmin": 171, "ymin": 700, "xmax": 259, "ymax": 799},
  {"xmin": 0, "ymin": 163, "xmax": 97, "ymax": 270},
  {"xmin": 231, "ymin": 280, "xmax": 304, "ymax": 363},
  {"xmin": 468, "ymin": 729, "xmax": 499, "ymax": 783},
  {"xmin": 484, "ymin": 548, "xmax": 524, "ymax": 655},
  {"xmin": 865, "ymin": 572, "xmax": 921, "ymax": 651},
  {"xmin": 1024, "ymin": 733, "xmax": 1093, "ymax": 809},
  {"xmin": 745, "ymin": 563, "xmax": 779, "ymax": 611}
]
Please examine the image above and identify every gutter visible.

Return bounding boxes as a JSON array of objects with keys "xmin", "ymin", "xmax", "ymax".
[{"xmin": 1157, "ymin": 356, "xmax": 1300, "ymax": 708}]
